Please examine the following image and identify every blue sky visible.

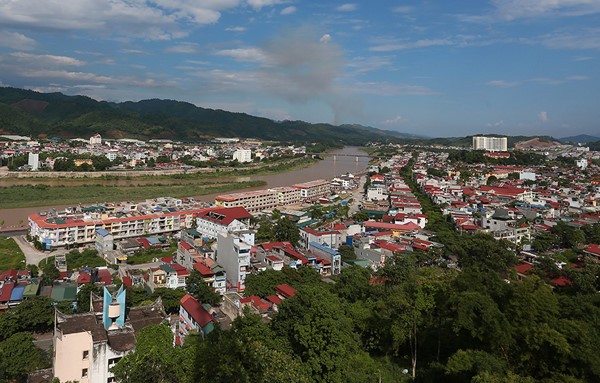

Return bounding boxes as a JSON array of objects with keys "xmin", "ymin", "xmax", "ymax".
[{"xmin": 0, "ymin": 0, "xmax": 599, "ymax": 138}]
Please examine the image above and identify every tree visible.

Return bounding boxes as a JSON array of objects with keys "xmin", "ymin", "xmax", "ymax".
[
  {"xmin": 186, "ymin": 270, "xmax": 221, "ymax": 306},
  {"xmin": 76, "ymin": 283, "xmax": 102, "ymax": 313},
  {"xmin": 337, "ymin": 244, "xmax": 356, "ymax": 262},
  {"xmin": 41, "ymin": 261, "xmax": 60, "ymax": 285},
  {"xmin": 244, "ymin": 269, "xmax": 293, "ymax": 298},
  {"xmin": 273, "ymin": 217, "xmax": 300, "ymax": 245},
  {"xmin": 255, "ymin": 217, "xmax": 274, "ymax": 243},
  {"xmin": 112, "ymin": 324, "xmax": 182, "ymax": 383},
  {"xmin": 352, "ymin": 211, "xmax": 370, "ymax": 222},
  {"xmin": 0, "ymin": 332, "xmax": 49, "ymax": 382},
  {"xmin": 486, "ymin": 176, "xmax": 498, "ymax": 186},
  {"xmin": 152, "ymin": 288, "xmax": 186, "ymax": 314}
]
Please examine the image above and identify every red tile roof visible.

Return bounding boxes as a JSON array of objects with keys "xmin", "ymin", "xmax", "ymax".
[
  {"xmin": 275, "ymin": 284, "xmax": 297, "ymax": 299},
  {"xmin": 514, "ymin": 263, "xmax": 533, "ymax": 274},
  {"xmin": 193, "ymin": 262, "xmax": 215, "ymax": 277},
  {"xmin": 180, "ymin": 294, "xmax": 214, "ymax": 327},
  {"xmin": 0, "ymin": 283, "xmax": 14, "ymax": 302},
  {"xmin": 77, "ymin": 272, "xmax": 91, "ymax": 285}
]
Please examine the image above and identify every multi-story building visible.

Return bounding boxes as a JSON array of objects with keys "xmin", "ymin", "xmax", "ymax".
[
  {"xmin": 89, "ymin": 134, "xmax": 102, "ymax": 146},
  {"xmin": 29, "ymin": 201, "xmax": 208, "ymax": 249},
  {"xmin": 292, "ymin": 179, "xmax": 330, "ymax": 200},
  {"xmin": 232, "ymin": 149, "xmax": 252, "ymax": 163},
  {"xmin": 472, "ymin": 136, "xmax": 508, "ymax": 152},
  {"xmin": 195, "ymin": 207, "xmax": 252, "ymax": 239},
  {"xmin": 307, "ymin": 241, "xmax": 341, "ymax": 275},
  {"xmin": 299, "ymin": 228, "xmax": 342, "ymax": 249},
  {"xmin": 149, "ymin": 263, "xmax": 190, "ymax": 291},
  {"xmin": 216, "ymin": 232, "xmax": 253, "ymax": 292},
  {"xmin": 28, "ymin": 152, "xmax": 39, "ymax": 170},
  {"xmin": 269, "ymin": 186, "xmax": 302, "ymax": 206},
  {"xmin": 53, "ymin": 287, "xmax": 165, "ymax": 383},
  {"xmin": 178, "ymin": 294, "xmax": 215, "ymax": 343},
  {"xmin": 214, "ymin": 190, "xmax": 278, "ymax": 212}
]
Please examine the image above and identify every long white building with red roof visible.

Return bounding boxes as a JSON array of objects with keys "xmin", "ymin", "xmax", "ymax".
[
  {"xmin": 28, "ymin": 199, "xmax": 210, "ymax": 249},
  {"xmin": 195, "ymin": 206, "xmax": 252, "ymax": 239}
]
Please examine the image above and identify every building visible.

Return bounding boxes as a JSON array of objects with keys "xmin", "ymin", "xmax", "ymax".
[
  {"xmin": 195, "ymin": 207, "xmax": 252, "ymax": 239},
  {"xmin": 29, "ymin": 201, "xmax": 209, "ymax": 249},
  {"xmin": 53, "ymin": 286, "xmax": 166, "ymax": 383},
  {"xmin": 232, "ymin": 149, "xmax": 252, "ymax": 163},
  {"xmin": 299, "ymin": 228, "xmax": 342, "ymax": 249},
  {"xmin": 472, "ymin": 136, "xmax": 508, "ymax": 152},
  {"xmin": 269, "ymin": 186, "xmax": 302, "ymax": 206},
  {"xmin": 178, "ymin": 294, "xmax": 215, "ymax": 343},
  {"xmin": 216, "ymin": 232, "xmax": 252, "ymax": 292},
  {"xmin": 215, "ymin": 190, "xmax": 278, "ymax": 212},
  {"xmin": 149, "ymin": 263, "xmax": 190, "ymax": 290},
  {"xmin": 95, "ymin": 228, "xmax": 114, "ymax": 256},
  {"xmin": 89, "ymin": 134, "xmax": 102, "ymax": 146},
  {"xmin": 28, "ymin": 152, "xmax": 39, "ymax": 171},
  {"xmin": 307, "ymin": 242, "xmax": 341, "ymax": 275},
  {"xmin": 293, "ymin": 179, "xmax": 330, "ymax": 200}
]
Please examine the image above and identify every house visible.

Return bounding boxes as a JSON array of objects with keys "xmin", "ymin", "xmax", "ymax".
[
  {"xmin": 178, "ymin": 294, "xmax": 215, "ymax": 343},
  {"xmin": 216, "ymin": 232, "xmax": 252, "ymax": 292},
  {"xmin": 299, "ymin": 228, "xmax": 342, "ymax": 249},
  {"xmin": 584, "ymin": 244, "xmax": 600, "ymax": 260},
  {"xmin": 53, "ymin": 286, "xmax": 166, "ymax": 383},
  {"xmin": 275, "ymin": 284, "xmax": 297, "ymax": 299},
  {"xmin": 149, "ymin": 263, "xmax": 189, "ymax": 290},
  {"xmin": 195, "ymin": 207, "xmax": 252, "ymax": 239}
]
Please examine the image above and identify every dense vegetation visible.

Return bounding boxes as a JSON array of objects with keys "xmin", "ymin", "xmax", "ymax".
[{"xmin": 0, "ymin": 87, "xmax": 412, "ymax": 144}]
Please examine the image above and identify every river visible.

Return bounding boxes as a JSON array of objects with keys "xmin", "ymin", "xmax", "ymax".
[{"xmin": 0, "ymin": 146, "xmax": 370, "ymax": 228}]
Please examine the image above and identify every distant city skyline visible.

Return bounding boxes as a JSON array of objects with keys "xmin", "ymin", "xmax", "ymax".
[{"xmin": 0, "ymin": 0, "xmax": 598, "ymax": 137}]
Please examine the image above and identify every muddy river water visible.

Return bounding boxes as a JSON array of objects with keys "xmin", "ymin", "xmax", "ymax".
[{"xmin": 0, "ymin": 146, "xmax": 370, "ymax": 228}]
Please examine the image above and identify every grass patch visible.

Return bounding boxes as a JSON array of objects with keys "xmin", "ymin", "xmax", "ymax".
[
  {"xmin": 64, "ymin": 249, "xmax": 107, "ymax": 270},
  {"xmin": 126, "ymin": 242, "xmax": 178, "ymax": 265},
  {"xmin": 0, "ymin": 180, "xmax": 266, "ymax": 209},
  {"xmin": 0, "ymin": 236, "xmax": 26, "ymax": 270}
]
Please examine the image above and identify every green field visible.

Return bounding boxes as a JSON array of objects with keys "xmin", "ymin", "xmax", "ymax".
[
  {"xmin": 0, "ymin": 180, "xmax": 266, "ymax": 209},
  {"xmin": 0, "ymin": 236, "xmax": 26, "ymax": 270}
]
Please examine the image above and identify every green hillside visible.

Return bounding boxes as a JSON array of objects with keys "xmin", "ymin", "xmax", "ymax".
[{"xmin": 0, "ymin": 87, "xmax": 415, "ymax": 144}]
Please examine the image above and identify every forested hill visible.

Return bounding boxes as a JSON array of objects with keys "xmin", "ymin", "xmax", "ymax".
[{"xmin": 0, "ymin": 87, "xmax": 415, "ymax": 144}]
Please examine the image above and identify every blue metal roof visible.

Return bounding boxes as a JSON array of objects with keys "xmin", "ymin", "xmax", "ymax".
[
  {"xmin": 96, "ymin": 228, "xmax": 111, "ymax": 237},
  {"xmin": 309, "ymin": 241, "xmax": 340, "ymax": 256},
  {"xmin": 10, "ymin": 284, "xmax": 25, "ymax": 301}
]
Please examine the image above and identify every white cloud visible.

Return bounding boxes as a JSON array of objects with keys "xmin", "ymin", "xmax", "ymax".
[
  {"xmin": 166, "ymin": 43, "xmax": 200, "ymax": 54},
  {"xmin": 485, "ymin": 80, "xmax": 519, "ymax": 88},
  {"xmin": 492, "ymin": 0, "xmax": 600, "ymax": 20},
  {"xmin": 573, "ymin": 56, "xmax": 593, "ymax": 61},
  {"xmin": 369, "ymin": 38, "xmax": 454, "ymax": 52},
  {"xmin": 382, "ymin": 115, "xmax": 404, "ymax": 125},
  {"xmin": 336, "ymin": 3, "xmax": 357, "ymax": 12},
  {"xmin": 346, "ymin": 56, "xmax": 392, "ymax": 75},
  {"xmin": 392, "ymin": 6, "xmax": 414, "ymax": 13},
  {"xmin": 541, "ymin": 28, "xmax": 600, "ymax": 50},
  {"xmin": 226, "ymin": 26, "xmax": 247, "ymax": 32},
  {"xmin": 215, "ymin": 48, "xmax": 268, "ymax": 63},
  {"xmin": 246, "ymin": 0, "xmax": 286, "ymax": 10},
  {"xmin": 538, "ymin": 111, "xmax": 548, "ymax": 122},
  {"xmin": 0, "ymin": 31, "xmax": 36, "ymax": 50},
  {"xmin": 281, "ymin": 6, "xmax": 297, "ymax": 15},
  {"xmin": 10, "ymin": 52, "xmax": 86, "ymax": 67},
  {"xmin": 320, "ymin": 34, "xmax": 332, "ymax": 44},
  {"xmin": 0, "ymin": 0, "xmax": 285, "ymax": 40}
]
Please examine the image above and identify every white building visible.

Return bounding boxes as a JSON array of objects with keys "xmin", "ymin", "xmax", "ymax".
[
  {"xmin": 215, "ymin": 190, "xmax": 279, "ymax": 212},
  {"xmin": 28, "ymin": 152, "xmax": 39, "ymax": 171},
  {"xmin": 472, "ymin": 136, "xmax": 508, "ymax": 152},
  {"xmin": 89, "ymin": 134, "xmax": 102, "ymax": 146},
  {"xmin": 233, "ymin": 149, "xmax": 252, "ymax": 163},
  {"xmin": 293, "ymin": 179, "xmax": 331, "ymax": 200},
  {"xmin": 216, "ymin": 232, "xmax": 253, "ymax": 292},
  {"xmin": 53, "ymin": 287, "xmax": 165, "ymax": 383},
  {"xmin": 576, "ymin": 159, "xmax": 588, "ymax": 170},
  {"xmin": 195, "ymin": 207, "xmax": 252, "ymax": 239}
]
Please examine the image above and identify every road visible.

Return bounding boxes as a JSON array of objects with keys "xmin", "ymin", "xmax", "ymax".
[{"xmin": 13, "ymin": 235, "xmax": 69, "ymax": 266}]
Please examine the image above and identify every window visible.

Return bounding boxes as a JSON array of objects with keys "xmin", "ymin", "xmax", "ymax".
[
  {"xmin": 82, "ymin": 368, "xmax": 88, "ymax": 378},
  {"xmin": 82, "ymin": 350, "xmax": 89, "ymax": 360}
]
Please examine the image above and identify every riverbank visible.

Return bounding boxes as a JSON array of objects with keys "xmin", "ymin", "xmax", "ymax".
[
  {"xmin": 0, "ymin": 155, "xmax": 318, "ymax": 184},
  {"xmin": 0, "ymin": 180, "xmax": 266, "ymax": 210},
  {"xmin": 0, "ymin": 146, "xmax": 370, "ymax": 227}
]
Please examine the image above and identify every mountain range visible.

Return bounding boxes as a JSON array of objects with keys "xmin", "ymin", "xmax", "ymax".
[{"xmin": 0, "ymin": 87, "xmax": 418, "ymax": 145}]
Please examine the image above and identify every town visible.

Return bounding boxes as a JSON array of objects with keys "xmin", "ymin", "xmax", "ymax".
[{"xmin": 1, "ymin": 135, "xmax": 600, "ymax": 382}]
